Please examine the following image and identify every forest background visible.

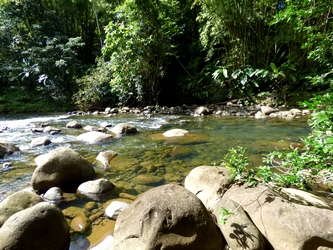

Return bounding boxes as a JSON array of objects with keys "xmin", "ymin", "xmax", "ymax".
[{"xmin": 0, "ymin": 0, "xmax": 332, "ymax": 112}]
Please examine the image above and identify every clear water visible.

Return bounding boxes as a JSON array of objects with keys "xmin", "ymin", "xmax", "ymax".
[{"xmin": 0, "ymin": 112, "xmax": 311, "ymax": 200}]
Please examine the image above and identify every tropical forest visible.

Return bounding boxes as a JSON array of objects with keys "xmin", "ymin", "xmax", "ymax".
[{"xmin": 0, "ymin": 0, "xmax": 331, "ymax": 112}]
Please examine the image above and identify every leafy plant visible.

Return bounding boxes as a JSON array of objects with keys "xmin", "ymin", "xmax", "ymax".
[
  {"xmin": 222, "ymin": 146, "xmax": 257, "ymax": 186},
  {"xmin": 222, "ymin": 75, "xmax": 333, "ymax": 192},
  {"xmin": 218, "ymin": 207, "xmax": 233, "ymax": 225}
]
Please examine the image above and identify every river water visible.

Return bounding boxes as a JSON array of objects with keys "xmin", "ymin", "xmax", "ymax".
[
  {"xmin": 0, "ymin": 111, "xmax": 311, "ymax": 246},
  {"xmin": 0, "ymin": 112, "xmax": 311, "ymax": 199}
]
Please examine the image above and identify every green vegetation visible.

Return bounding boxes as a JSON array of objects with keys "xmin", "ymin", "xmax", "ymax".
[
  {"xmin": 223, "ymin": 80, "xmax": 333, "ymax": 192},
  {"xmin": 0, "ymin": 0, "xmax": 331, "ymax": 111}
]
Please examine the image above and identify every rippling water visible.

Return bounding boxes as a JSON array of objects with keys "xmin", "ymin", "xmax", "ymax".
[{"xmin": 0, "ymin": 112, "xmax": 311, "ymax": 201}]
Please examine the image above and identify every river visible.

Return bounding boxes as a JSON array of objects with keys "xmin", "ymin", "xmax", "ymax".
[{"xmin": 0, "ymin": 111, "xmax": 311, "ymax": 247}]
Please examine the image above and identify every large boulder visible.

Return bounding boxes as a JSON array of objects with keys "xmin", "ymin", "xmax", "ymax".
[
  {"xmin": 213, "ymin": 199, "xmax": 265, "ymax": 250},
  {"xmin": 110, "ymin": 123, "xmax": 137, "ymax": 135},
  {"xmin": 0, "ymin": 202, "xmax": 70, "ymax": 250},
  {"xmin": 77, "ymin": 131, "xmax": 112, "ymax": 144},
  {"xmin": 113, "ymin": 184, "xmax": 224, "ymax": 250},
  {"xmin": 31, "ymin": 147, "xmax": 95, "ymax": 192},
  {"xmin": 0, "ymin": 142, "xmax": 19, "ymax": 158},
  {"xmin": 184, "ymin": 165, "xmax": 234, "ymax": 211},
  {"xmin": 222, "ymin": 184, "xmax": 333, "ymax": 249},
  {"xmin": 0, "ymin": 190, "xmax": 42, "ymax": 227}
]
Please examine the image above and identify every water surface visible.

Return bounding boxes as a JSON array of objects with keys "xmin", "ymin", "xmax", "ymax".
[{"xmin": 0, "ymin": 112, "xmax": 311, "ymax": 199}]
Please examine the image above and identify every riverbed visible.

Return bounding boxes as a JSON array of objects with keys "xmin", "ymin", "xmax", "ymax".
[{"xmin": 0, "ymin": 111, "xmax": 311, "ymax": 247}]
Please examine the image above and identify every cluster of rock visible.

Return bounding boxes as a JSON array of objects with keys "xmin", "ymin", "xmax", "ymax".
[
  {"xmin": 104, "ymin": 166, "xmax": 333, "ymax": 250},
  {"xmin": 1, "ymin": 125, "xmax": 332, "ymax": 249},
  {"xmin": 64, "ymin": 103, "xmax": 310, "ymax": 119},
  {"xmin": 1, "ymin": 104, "xmax": 309, "ymax": 160},
  {"xmin": 0, "ymin": 145, "xmax": 121, "ymax": 249},
  {"xmin": 0, "ymin": 105, "xmax": 315, "ymax": 249}
]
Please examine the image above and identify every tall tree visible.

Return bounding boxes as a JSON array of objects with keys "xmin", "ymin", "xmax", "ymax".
[{"xmin": 102, "ymin": 0, "xmax": 183, "ymax": 105}]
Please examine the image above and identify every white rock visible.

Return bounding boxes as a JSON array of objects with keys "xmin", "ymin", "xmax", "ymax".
[
  {"xmin": 254, "ymin": 111, "xmax": 267, "ymax": 119},
  {"xmin": 105, "ymin": 201, "xmax": 129, "ymax": 220},
  {"xmin": 77, "ymin": 131, "xmax": 112, "ymax": 144},
  {"xmin": 163, "ymin": 129, "xmax": 189, "ymax": 137},
  {"xmin": 96, "ymin": 151, "xmax": 118, "ymax": 168},
  {"xmin": 42, "ymin": 187, "xmax": 63, "ymax": 205},
  {"xmin": 30, "ymin": 136, "xmax": 51, "ymax": 148}
]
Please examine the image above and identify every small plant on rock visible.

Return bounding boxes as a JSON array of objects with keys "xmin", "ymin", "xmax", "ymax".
[{"xmin": 222, "ymin": 146, "xmax": 257, "ymax": 186}]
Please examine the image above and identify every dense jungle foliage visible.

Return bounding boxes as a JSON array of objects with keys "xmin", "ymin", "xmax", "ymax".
[{"xmin": 0, "ymin": 0, "xmax": 332, "ymax": 111}]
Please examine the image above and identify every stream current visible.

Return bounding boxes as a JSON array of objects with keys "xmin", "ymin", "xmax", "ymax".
[{"xmin": 0, "ymin": 112, "xmax": 311, "ymax": 201}]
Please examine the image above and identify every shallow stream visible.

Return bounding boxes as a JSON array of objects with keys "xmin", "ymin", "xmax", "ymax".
[
  {"xmin": 0, "ymin": 112, "xmax": 311, "ymax": 197},
  {"xmin": 0, "ymin": 111, "xmax": 311, "ymax": 246}
]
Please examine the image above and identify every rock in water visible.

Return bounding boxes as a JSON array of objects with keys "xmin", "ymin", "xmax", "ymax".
[
  {"xmin": 31, "ymin": 147, "xmax": 95, "ymax": 192},
  {"xmin": 163, "ymin": 128, "xmax": 189, "ymax": 137},
  {"xmin": 96, "ymin": 150, "xmax": 118, "ymax": 168},
  {"xmin": 77, "ymin": 131, "xmax": 112, "ymax": 144},
  {"xmin": 110, "ymin": 123, "xmax": 137, "ymax": 135}
]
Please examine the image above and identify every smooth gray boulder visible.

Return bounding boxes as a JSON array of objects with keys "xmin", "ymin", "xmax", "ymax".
[
  {"xmin": 105, "ymin": 201, "xmax": 129, "ymax": 220},
  {"xmin": 66, "ymin": 121, "xmax": 83, "ymax": 129},
  {"xmin": 0, "ymin": 202, "xmax": 70, "ymax": 250},
  {"xmin": 41, "ymin": 187, "xmax": 63, "ymax": 205},
  {"xmin": 113, "ymin": 184, "xmax": 224, "ymax": 250},
  {"xmin": 0, "ymin": 190, "xmax": 42, "ymax": 227},
  {"xmin": 30, "ymin": 136, "xmax": 51, "ymax": 147},
  {"xmin": 194, "ymin": 106, "xmax": 209, "ymax": 115},
  {"xmin": 31, "ymin": 147, "xmax": 95, "ymax": 192},
  {"xmin": 214, "ymin": 199, "xmax": 265, "ymax": 250},
  {"xmin": 110, "ymin": 123, "xmax": 137, "ymax": 135}
]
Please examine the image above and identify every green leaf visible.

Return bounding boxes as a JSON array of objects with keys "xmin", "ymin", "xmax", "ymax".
[{"xmin": 270, "ymin": 63, "xmax": 278, "ymax": 74}]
